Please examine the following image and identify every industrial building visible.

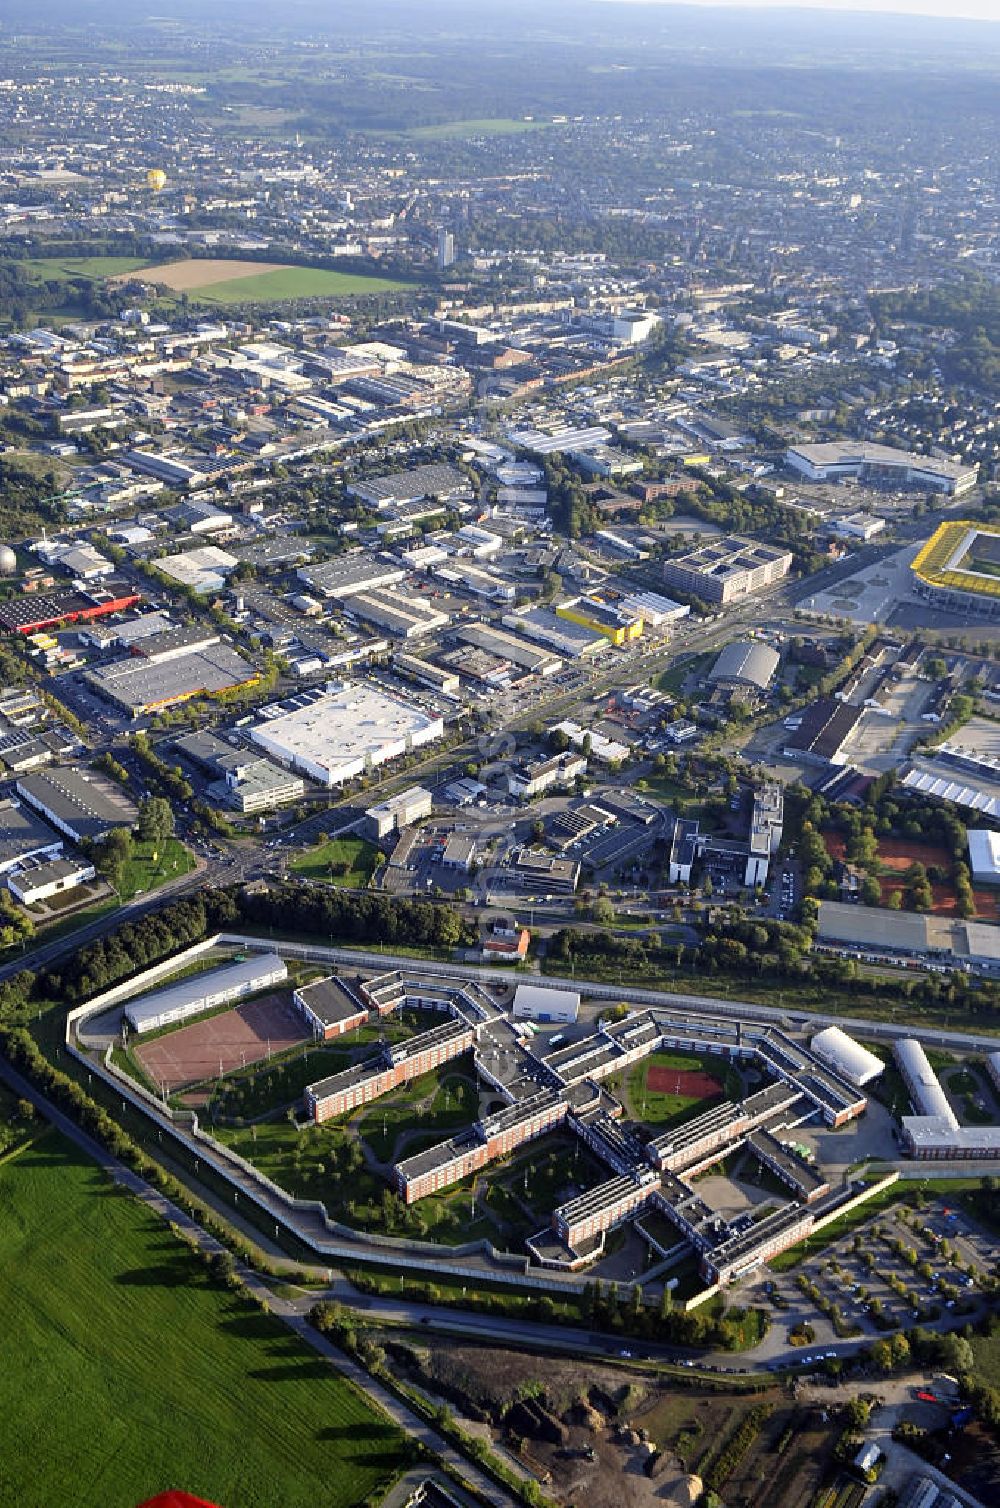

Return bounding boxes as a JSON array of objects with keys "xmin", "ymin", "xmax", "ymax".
[
  {"xmin": 347, "ymin": 462, "xmax": 469, "ymax": 510},
  {"xmin": 502, "ymin": 606, "xmax": 605, "ymax": 660},
  {"xmin": 454, "ymin": 623, "xmax": 562, "ymax": 677},
  {"xmin": 555, "ymin": 596, "xmax": 643, "ymax": 646},
  {"xmin": 296, "ymin": 554, "xmax": 406, "ymax": 601},
  {"xmin": 787, "ymin": 442, "xmax": 977, "ymax": 497},
  {"xmin": 15, "ymin": 766, "xmax": 138, "ymax": 844},
  {"xmin": 6, "ymin": 855, "xmax": 95, "ymax": 905},
  {"xmin": 0, "ymin": 797, "xmax": 63, "ymax": 874},
  {"xmin": 123, "ymin": 954, "xmax": 288, "ymax": 1035},
  {"xmin": 348, "ymin": 589, "xmax": 449, "ymax": 640},
  {"xmin": 85, "ymin": 642, "xmax": 259, "ymax": 717},
  {"xmin": 783, "ymin": 697, "xmax": 863, "ymax": 766},
  {"xmin": 0, "ymin": 584, "xmax": 141, "ymax": 635},
  {"xmin": 393, "ymin": 653, "xmax": 460, "ymax": 697},
  {"xmin": 156, "ymin": 546, "xmax": 239, "ymax": 595},
  {"xmin": 817, "ymin": 899, "xmax": 1000, "ymax": 974},
  {"xmin": 710, "ymin": 640, "xmax": 780, "ymax": 695},
  {"xmin": 662, "ymin": 535, "xmax": 792, "ymax": 605},
  {"xmin": 249, "ymin": 682, "xmax": 444, "ymax": 787}
]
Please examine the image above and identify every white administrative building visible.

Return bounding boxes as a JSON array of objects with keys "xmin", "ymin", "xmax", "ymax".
[
  {"xmin": 250, "ymin": 681, "xmax": 444, "ymax": 787},
  {"xmin": 513, "ymin": 982, "xmax": 581, "ymax": 1024},
  {"xmin": 123, "ymin": 954, "xmax": 288, "ymax": 1035}
]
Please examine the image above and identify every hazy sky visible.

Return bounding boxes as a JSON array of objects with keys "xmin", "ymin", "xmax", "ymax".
[{"xmin": 603, "ymin": 0, "xmax": 999, "ymax": 20}]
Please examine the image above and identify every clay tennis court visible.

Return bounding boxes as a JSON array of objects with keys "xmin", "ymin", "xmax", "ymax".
[
  {"xmin": 646, "ymin": 1066, "xmax": 722, "ymax": 1099},
  {"xmin": 134, "ymin": 992, "xmax": 309, "ymax": 1092}
]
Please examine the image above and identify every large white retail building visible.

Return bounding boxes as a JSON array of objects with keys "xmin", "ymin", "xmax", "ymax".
[{"xmin": 250, "ymin": 681, "xmax": 444, "ymax": 787}]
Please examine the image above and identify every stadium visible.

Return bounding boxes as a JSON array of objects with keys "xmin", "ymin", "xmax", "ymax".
[{"xmin": 911, "ymin": 520, "xmax": 1000, "ymax": 618}]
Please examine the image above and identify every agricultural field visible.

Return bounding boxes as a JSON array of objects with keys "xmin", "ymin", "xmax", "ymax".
[
  {"xmin": 131, "ymin": 257, "xmax": 413, "ymax": 302},
  {"xmin": 403, "ymin": 117, "xmax": 550, "ymax": 139},
  {"xmin": 19, "ymin": 254, "xmax": 152, "ymax": 285},
  {"xmin": 290, "ymin": 833, "xmax": 380, "ymax": 889},
  {"xmin": 0, "ymin": 1136, "xmax": 410, "ymax": 1508}
]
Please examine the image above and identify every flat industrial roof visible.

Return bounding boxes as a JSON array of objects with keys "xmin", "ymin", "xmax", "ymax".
[
  {"xmin": 124, "ymin": 954, "xmax": 286, "ymax": 1032},
  {"xmin": 251, "ymin": 683, "xmax": 441, "ymax": 780},
  {"xmin": 16, "ymin": 766, "xmax": 138, "ymax": 841}
]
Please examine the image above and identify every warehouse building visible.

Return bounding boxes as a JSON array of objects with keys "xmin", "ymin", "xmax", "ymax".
[
  {"xmin": 809, "ymin": 1026, "xmax": 885, "ymax": 1087},
  {"xmin": 662, "ymin": 535, "xmax": 792, "ymax": 605},
  {"xmin": 348, "ymin": 462, "xmax": 469, "ymax": 510},
  {"xmin": 348, "ymin": 589, "xmax": 449, "ymax": 640},
  {"xmin": 15, "ymin": 766, "xmax": 138, "ymax": 844},
  {"xmin": 393, "ymin": 653, "xmax": 460, "ymax": 697},
  {"xmin": 556, "ymin": 596, "xmax": 643, "ymax": 646},
  {"xmin": 85, "ymin": 642, "xmax": 259, "ymax": 717},
  {"xmin": 6, "ymin": 855, "xmax": 96, "ymax": 905},
  {"xmin": 783, "ymin": 698, "xmax": 863, "ymax": 767},
  {"xmin": 817, "ymin": 899, "xmax": 1000, "ymax": 974},
  {"xmin": 123, "ymin": 954, "xmax": 288, "ymax": 1035},
  {"xmin": 156, "ymin": 546, "xmax": 239, "ymax": 595},
  {"xmin": 250, "ymin": 682, "xmax": 444, "ymax": 787},
  {"xmin": 0, "ymin": 797, "xmax": 63, "ymax": 874},
  {"xmin": 502, "ymin": 606, "xmax": 605, "ymax": 661},
  {"xmin": 297, "ymin": 554, "xmax": 406, "ymax": 601},
  {"xmin": 967, "ymin": 829, "xmax": 1000, "ymax": 885},
  {"xmin": 512, "ymin": 982, "xmax": 581, "ymax": 1024},
  {"xmin": 454, "ymin": 623, "xmax": 562, "ymax": 677}
]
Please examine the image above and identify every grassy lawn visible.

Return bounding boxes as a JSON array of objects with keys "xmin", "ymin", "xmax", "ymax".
[
  {"xmin": 357, "ymin": 1068, "xmax": 479, "ymax": 1162},
  {"xmin": 404, "ymin": 117, "xmax": 549, "ymax": 139},
  {"xmin": 290, "ymin": 834, "xmax": 379, "ymax": 889},
  {"xmin": 194, "ymin": 266, "xmax": 412, "ymax": 303},
  {"xmin": 117, "ymin": 836, "xmax": 195, "ymax": 901},
  {"xmin": 619, "ymin": 1048, "xmax": 726, "ymax": 1127},
  {"xmin": 971, "ymin": 1331, "xmax": 1000, "ymax": 1388},
  {"xmin": 0, "ymin": 1136, "xmax": 410, "ymax": 1508},
  {"xmin": 19, "ymin": 254, "xmax": 152, "ymax": 284}
]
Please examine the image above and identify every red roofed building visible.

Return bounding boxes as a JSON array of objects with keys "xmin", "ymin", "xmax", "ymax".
[{"xmin": 138, "ymin": 1494, "xmax": 223, "ymax": 1508}]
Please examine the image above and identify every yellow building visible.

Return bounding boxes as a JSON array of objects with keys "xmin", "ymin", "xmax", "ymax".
[{"xmin": 556, "ymin": 597, "xmax": 643, "ymax": 645}]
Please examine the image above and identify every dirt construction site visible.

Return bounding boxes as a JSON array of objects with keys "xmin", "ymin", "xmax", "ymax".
[
  {"xmin": 133, "ymin": 992, "xmax": 309, "ymax": 1092},
  {"xmin": 112, "ymin": 257, "xmax": 287, "ymax": 290}
]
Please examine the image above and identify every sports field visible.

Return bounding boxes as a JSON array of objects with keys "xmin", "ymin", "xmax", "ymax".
[
  {"xmin": 625, "ymin": 1050, "xmax": 724, "ymax": 1126},
  {"xmin": 131, "ymin": 257, "xmax": 412, "ymax": 303},
  {"xmin": 0, "ymin": 1136, "xmax": 408, "ymax": 1508},
  {"xmin": 134, "ymin": 992, "xmax": 310, "ymax": 1092}
]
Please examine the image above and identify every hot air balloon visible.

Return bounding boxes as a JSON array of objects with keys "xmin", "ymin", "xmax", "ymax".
[{"xmin": 146, "ymin": 168, "xmax": 167, "ymax": 192}]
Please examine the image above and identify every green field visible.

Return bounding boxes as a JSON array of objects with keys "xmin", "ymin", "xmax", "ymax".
[
  {"xmin": 0, "ymin": 1137, "xmax": 410, "ymax": 1508},
  {"xmin": 404, "ymin": 117, "xmax": 549, "ymax": 139},
  {"xmin": 20, "ymin": 255, "xmax": 151, "ymax": 284},
  {"xmin": 290, "ymin": 834, "xmax": 379, "ymax": 889},
  {"xmin": 193, "ymin": 266, "xmax": 412, "ymax": 304},
  {"xmin": 357, "ymin": 1068, "xmax": 479, "ymax": 1162},
  {"xmin": 621, "ymin": 1048, "xmax": 727, "ymax": 1127},
  {"xmin": 117, "ymin": 836, "xmax": 195, "ymax": 902}
]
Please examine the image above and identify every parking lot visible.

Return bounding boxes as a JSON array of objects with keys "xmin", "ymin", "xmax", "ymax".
[{"xmin": 759, "ymin": 1198, "xmax": 996, "ymax": 1357}]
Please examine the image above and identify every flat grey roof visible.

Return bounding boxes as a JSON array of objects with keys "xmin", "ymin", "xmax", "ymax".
[{"xmin": 16, "ymin": 767, "xmax": 138, "ymax": 841}]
